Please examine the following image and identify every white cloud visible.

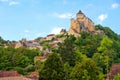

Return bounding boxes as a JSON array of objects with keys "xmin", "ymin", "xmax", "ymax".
[
  {"xmin": 54, "ymin": 13, "xmax": 73, "ymax": 19},
  {"xmin": 111, "ymin": 3, "xmax": 119, "ymax": 9},
  {"xmin": 98, "ymin": 14, "xmax": 108, "ymax": 23},
  {"xmin": 0, "ymin": 0, "xmax": 19, "ymax": 6},
  {"xmin": 0, "ymin": 0, "xmax": 8, "ymax": 2},
  {"xmin": 24, "ymin": 30, "xmax": 34, "ymax": 40},
  {"xmin": 23, "ymin": 30, "xmax": 46, "ymax": 40},
  {"xmin": 9, "ymin": 1, "xmax": 19, "ymax": 6},
  {"xmin": 51, "ymin": 27, "xmax": 63, "ymax": 34}
]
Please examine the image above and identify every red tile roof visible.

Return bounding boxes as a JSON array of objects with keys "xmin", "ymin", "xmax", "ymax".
[
  {"xmin": 0, "ymin": 76, "xmax": 32, "ymax": 80},
  {"xmin": 0, "ymin": 71, "xmax": 20, "ymax": 77},
  {"xmin": 47, "ymin": 34, "xmax": 55, "ymax": 37},
  {"xmin": 108, "ymin": 64, "xmax": 120, "ymax": 79},
  {"xmin": 27, "ymin": 72, "xmax": 39, "ymax": 80}
]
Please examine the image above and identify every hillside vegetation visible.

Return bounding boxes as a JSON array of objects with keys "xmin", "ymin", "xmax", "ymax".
[{"xmin": 0, "ymin": 25, "xmax": 120, "ymax": 80}]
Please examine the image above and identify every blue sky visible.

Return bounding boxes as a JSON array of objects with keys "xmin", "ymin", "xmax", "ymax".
[{"xmin": 0, "ymin": 0, "xmax": 120, "ymax": 41}]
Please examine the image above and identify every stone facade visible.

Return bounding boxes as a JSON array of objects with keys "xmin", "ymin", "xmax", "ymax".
[
  {"xmin": 68, "ymin": 10, "xmax": 95, "ymax": 37},
  {"xmin": 60, "ymin": 29, "xmax": 67, "ymax": 34},
  {"xmin": 46, "ymin": 34, "xmax": 55, "ymax": 40},
  {"xmin": 15, "ymin": 38, "xmax": 40, "ymax": 49}
]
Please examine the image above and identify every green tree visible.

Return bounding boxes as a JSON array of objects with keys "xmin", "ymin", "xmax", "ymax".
[
  {"xmin": 63, "ymin": 62, "xmax": 72, "ymax": 80},
  {"xmin": 97, "ymin": 36, "xmax": 113, "ymax": 53},
  {"xmin": 0, "ymin": 36, "xmax": 7, "ymax": 46},
  {"xmin": 70, "ymin": 59, "xmax": 103, "ymax": 80},
  {"xmin": 75, "ymin": 31, "xmax": 103, "ymax": 57},
  {"xmin": 58, "ymin": 35, "xmax": 76, "ymax": 66},
  {"xmin": 75, "ymin": 50, "xmax": 87, "ymax": 63},
  {"xmin": 97, "ymin": 36, "xmax": 116, "ymax": 74},
  {"xmin": 95, "ymin": 24, "xmax": 120, "ymax": 41},
  {"xmin": 39, "ymin": 53, "xmax": 64, "ymax": 80},
  {"xmin": 114, "ymin": 74, "xmax": 120, "ymax": 80},
  {"xmin": 0, "ymin": 46, "xmax": 39, "ymax": 74},
  {"xmin": 92, "ymin": 53, "xmax": 111, "ymax": 74}
]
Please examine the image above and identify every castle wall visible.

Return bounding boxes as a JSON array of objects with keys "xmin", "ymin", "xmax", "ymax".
[{"xmin": 68, "ymin": 10, "xmax": 95, "ymax": 36}]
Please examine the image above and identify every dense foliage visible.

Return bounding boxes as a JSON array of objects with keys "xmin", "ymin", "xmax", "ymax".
[
  {"xmin": 114, "ymin": 74, "xmax": 120, "ymax": 80},
  {"xmin": 39, "ymin": 53, "xmax": 64, "ymax": 80},
  {"xmin": 0, "ymin": 25, "xmax": 120, "ymax": 79},
  {"xmin": 58, "ymin": 35, "xmax": 76, "ymax": 66},
  {"xmin": 38, "ymin": 25, "xmax": 120, "ymax": 80},
  {"xmin": 0, "ymin": 46, "xmax": 39, "ymax": 74},
  {"xmin": 0, "ymin": 36, "xmax": 7, "ymax": 46}
]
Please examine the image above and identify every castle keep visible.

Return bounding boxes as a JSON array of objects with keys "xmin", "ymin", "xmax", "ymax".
[{"xmin": 68, "ymin": 10, "xmax": 103, "ymax": 37}]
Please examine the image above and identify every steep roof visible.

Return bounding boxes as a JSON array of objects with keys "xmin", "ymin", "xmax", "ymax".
[{"xmin": 77, "ymin": 10, "xmax": 83, "ymax": 14}]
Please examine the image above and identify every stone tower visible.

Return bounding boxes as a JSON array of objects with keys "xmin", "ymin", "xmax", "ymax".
[{"xmin": 68, "ymin": 10, "xmax": 95, "ymax": 37}]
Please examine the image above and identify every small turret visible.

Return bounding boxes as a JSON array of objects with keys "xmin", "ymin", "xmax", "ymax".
[
  {"xmin": 76, "ymin": 10, "xmax": 85, "ymax": 19},
  {"xmin": 77, "ymin": 10, "xmax": 83, "ymax": 14},
  {"xmin": 60, "ymin": 29, "xmax": 67, "ymax": 34}
]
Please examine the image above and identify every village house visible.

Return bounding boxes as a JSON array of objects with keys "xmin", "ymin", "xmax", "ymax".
[
  {"xmin": 0, "ymin": 71, "xmax": 31, "ymax": 80},
  {"xmin": 34, "ymin": 48, "xmax": 51, "ymax": 62},
  {"xmin": 15, "ymin": 38, "xmax": 40, "ymax": 49},
  {"xmin": 49, "ymin": 37, "xmax": 65, "ymax": 48},
  {"xmin": 46, "ymin": 34, "xmax": 55, "ymax": 40},
  {"xmin": 0, "ymin": 71, "xmax": 39, "ymax": 80}
]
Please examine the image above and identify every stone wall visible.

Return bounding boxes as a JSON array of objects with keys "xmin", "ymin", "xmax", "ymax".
[{"xmin": 68, "ymin": 10, "xmax": 95, "ymax": 37}]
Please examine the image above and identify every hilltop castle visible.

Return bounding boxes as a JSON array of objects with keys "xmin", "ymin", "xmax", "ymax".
[{"xmin": 67, "ymin": 10, "xmax": 103, "ymax": 37}]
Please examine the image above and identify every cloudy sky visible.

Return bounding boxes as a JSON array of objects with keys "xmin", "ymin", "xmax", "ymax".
[{"xmin": 0, "ymin": 0, "xmax": 120, "ymax": 41}]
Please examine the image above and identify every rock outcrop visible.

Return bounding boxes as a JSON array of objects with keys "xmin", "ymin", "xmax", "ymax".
[{"xmin": 68, "ymin": 10, "xmax": 95, "ymax": 37}]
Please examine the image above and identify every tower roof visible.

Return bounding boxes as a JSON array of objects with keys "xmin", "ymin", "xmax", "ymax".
[{"xmin": 77, "ymin": 10, "xmax": 83, "ymax": 14}]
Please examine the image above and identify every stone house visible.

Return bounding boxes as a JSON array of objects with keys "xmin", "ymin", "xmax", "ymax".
[
  {"xmin": 46, "ymin": 34, "xmax": 55, "ymax": 40},
  {"xmin": 15, "ymin": 39, "xmax": 40, "ymax": 49}
]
